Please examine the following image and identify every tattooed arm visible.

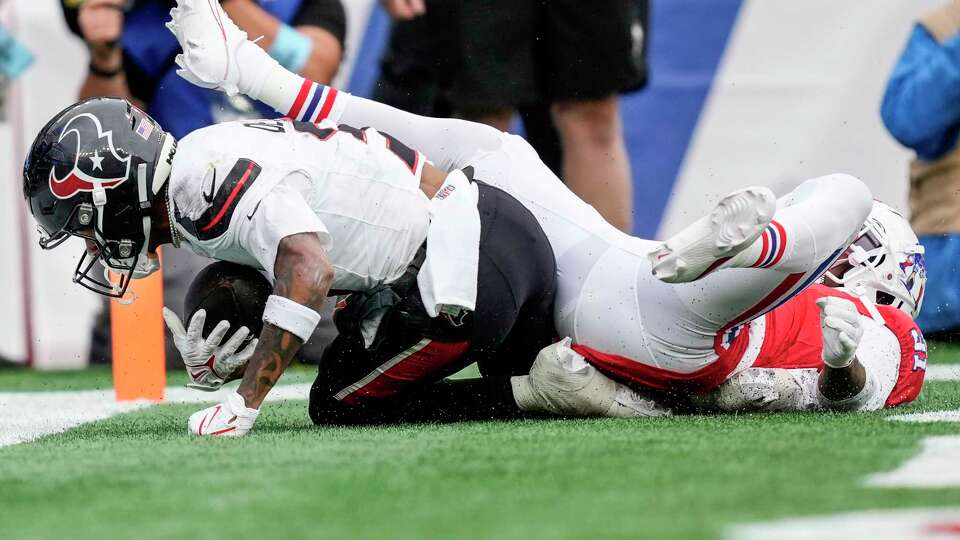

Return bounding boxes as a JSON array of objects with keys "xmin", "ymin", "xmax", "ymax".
[{"xmin": 236, "ymin": 232, "xmax": 334, "ymax": 409}]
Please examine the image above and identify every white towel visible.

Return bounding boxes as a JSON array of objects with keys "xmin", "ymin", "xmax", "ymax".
[{"xmin": 417, "ymin": 169, "xmax": 480, "ymax": 318}]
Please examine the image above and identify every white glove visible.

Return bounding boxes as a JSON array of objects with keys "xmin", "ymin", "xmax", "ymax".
[
  {"xmin": 817, "ymin": 297, "xmax": 864, "ymax": 368},
  {"xmin": 162, "ymin": 307, "xmax": 258, "ymax": 391},
  {"xmin": 188, "ymin": 391, "xmax": 259, "ymax": 437}
]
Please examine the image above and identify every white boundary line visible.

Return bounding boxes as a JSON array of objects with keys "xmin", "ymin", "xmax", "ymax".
[
  {"xmin": 726, "ymin": 507, "xmax": 960, "ymax": 540},
  {"xmin": 926, "ymin": 364, "xmax": 960, "ymax": 382},
  {"xmin": 0, "ymin": 383, "xmax": 311, "ymax": 448},
  {"xmin": 865, "ymin": 436, "xmax": 960, "ymax": 488}
]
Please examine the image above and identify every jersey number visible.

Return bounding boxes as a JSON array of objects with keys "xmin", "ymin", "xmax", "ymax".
[
  {"xmin": 242, "ymin": 120, "xmax": 285, "ymax": 133},
  {"xmin": 290, "ymin": 121, "xmax": 420, "ymax": 173},
  {"xmin": 241, "ymin": 119, "xmax": 421, "ymax": 173},
  {"xmin": 910, "ymin": 328, "xmax": 928, "ymax": 372}
]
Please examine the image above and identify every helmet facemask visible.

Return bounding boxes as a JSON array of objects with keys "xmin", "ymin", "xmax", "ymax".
[
  {"xmin": 41, "ymin": 162, "xmax": 154, "ymax": 300},
  {"xmin": 823, "ymin": 202, "xmax": 926, "ymax": 318}
]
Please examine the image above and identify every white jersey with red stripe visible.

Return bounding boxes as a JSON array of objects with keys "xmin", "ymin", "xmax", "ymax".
[
  {"xmin": 718, "ymin": 284, "xmax": 927, "ymax": 409},
  {"xmin": 167, "ymin": 118, "xmax": 430, "ymax": 290}
]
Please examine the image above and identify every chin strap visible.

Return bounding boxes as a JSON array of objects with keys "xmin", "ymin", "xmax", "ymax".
[{"xmin": 132, "ymin": 162, "xmax": 160, "ymax": 279}]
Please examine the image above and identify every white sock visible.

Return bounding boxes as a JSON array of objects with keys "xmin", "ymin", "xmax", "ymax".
[
  {"xmin": 235, "ymin": 40, "xmax": 347, "ymax": 124},
  {"xmin": 236, "ymin": 40, "xmax": 304, "ymax": 114},
  {"xmin": 725, "ymin": 219, "xmax": 789, "ymax": 270}
]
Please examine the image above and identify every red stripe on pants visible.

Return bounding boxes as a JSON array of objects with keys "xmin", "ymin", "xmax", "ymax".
[
  {"xmin": 572, "ymin": 343, "xmax": 743, "ymax": 394},
  {"xmin": 337, "ymin": 339, "xmax": 470, "ymax": 405}
]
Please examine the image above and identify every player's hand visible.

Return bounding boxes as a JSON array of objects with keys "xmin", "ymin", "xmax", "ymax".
[
  {"xmin": 380, "ymin": 0, "xmax": 426, "ymax": 20},
  {"xmin": 817, "ymin": 297, "xmax": 864, "ymax": 368},
  {"xmin": 162, "ymin": 308, "xmax": 258, "ymax": 391},
  {"xmin": 188, "ymin": 391, "xmax": 259, "ymax": 436}
]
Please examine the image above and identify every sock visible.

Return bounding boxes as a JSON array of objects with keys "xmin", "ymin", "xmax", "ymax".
[
  {"xmin": 726, "ymin": 219, "xmax": 790, "ymax": 270},
  {"xmin": 236, "ymin": 40, "xmax": 344, "ymax": 123}
]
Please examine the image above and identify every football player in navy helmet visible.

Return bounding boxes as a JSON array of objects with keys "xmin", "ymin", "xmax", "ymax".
[
  {"xmin": 23, "ymin": 94, "xmax": 559, "ymax": 436},
  {"xmin": 24, "ymin": 98, "xmax": 176, "ymax": 298}
]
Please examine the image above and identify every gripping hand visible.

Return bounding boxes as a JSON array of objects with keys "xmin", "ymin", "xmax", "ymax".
[
  {"xmin": 162, "ymin": 307, "xmax": 258, "ymax": 391},
  {"xmin": 817, "ymin": 297, "xmax": 864, "ymax": 368}
]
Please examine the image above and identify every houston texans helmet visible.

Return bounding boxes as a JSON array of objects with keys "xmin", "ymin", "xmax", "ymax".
[
  {"xmin": 23, "ymin": 98, "xmax": 177, "ymax": 298},
  {"xmin": 824, "ymin": 201, "xmax": 926, "ymax": 319}
]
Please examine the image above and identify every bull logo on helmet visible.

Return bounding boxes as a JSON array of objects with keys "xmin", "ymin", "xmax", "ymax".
[{"xmin": 48, "ymin": 113, "xmax": 131, "ymax": 200}]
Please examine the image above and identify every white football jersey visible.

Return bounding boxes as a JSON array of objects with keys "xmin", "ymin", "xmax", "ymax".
[{"xmin": 167, "ymin": 119, "xmax": 431, "ymax": 290}]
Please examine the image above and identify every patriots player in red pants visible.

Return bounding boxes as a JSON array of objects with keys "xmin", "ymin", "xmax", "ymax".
[{"xmin": 687, "ymin": 203, "xmax": 927, "ymax": 413}]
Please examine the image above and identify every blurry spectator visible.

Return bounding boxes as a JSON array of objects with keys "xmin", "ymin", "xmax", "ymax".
[
  {"xmin": 376, "ymin": 0, "xmax": 648, "ymax": 231},
  {"xmin": 881, "ymin": 0, "xmax": 960, "ymax": 336},
  {"xmin": 59, "ymin": 0, "xmax": 346, "ymax": 365},
  {"xmin": 0, "ymin": 24, "xmax": 34, "ymax": 120},
  {"xmin": 62, "ymin": 0, "xmax": 344, "ymax": 137}
]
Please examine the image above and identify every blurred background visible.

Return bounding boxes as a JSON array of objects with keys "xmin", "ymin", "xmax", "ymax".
[{"xmin": 0, "ymin": 0, "xmax": 943, "ymax": 369}]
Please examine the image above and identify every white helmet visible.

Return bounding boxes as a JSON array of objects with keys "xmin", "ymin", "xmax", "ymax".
[{"xmin": 823, "ymin": 201, "xmax": 926, "ymax": 319}]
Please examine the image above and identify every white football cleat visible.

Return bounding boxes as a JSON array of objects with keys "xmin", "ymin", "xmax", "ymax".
[
  {"xmin": 512, "ymin": 338, "xmax": 671, "ymax": 418},
  {"xmin": 166, "ymin": 0, "xmax": 249, "ymax": 96},
  {"xmin": 649, "ymin": 186, "xmax": 775, "ymax": 283}
]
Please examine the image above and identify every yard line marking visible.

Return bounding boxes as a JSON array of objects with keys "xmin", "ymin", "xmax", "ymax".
[
  {"xmin": 0, "ymin": 383, "xmax": 311, "ymax": 448},
  {"xmin": 0, "ymin": 389, "xmax": 146, "ymax": 448},
  {"xmin": 726, "ymin": 507, "xmax": 960, "ymax": 540},
  {"xmin": 888, "ymin": 410, "xmax": 960, "ymax": 423},
  {"xmin": 925, "ymin": 364, "xmax": 960, "ymax": 382},
  {"xmin": 865, "ymin": 436, "xmax": 960, "ymax": 488}
]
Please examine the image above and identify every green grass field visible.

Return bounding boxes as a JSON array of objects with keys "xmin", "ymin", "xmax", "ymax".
[{"xmin": 2, "ymin": 344, "xmax": 959, "ymax": 540}]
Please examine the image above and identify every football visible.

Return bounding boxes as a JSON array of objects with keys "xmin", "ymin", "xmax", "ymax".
[{"xmin": 183, "ymin": 261, "xmax": 273, "ymax": 340}]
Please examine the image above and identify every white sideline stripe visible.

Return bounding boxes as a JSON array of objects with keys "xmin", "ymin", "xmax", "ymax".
[
  {"xmin": 926, "ymin": 364, "xmax": 960, "ymax": 382},
  {"xmin": 726, "ymin": 507, "xmax": 960, "ymax": 540},
  {"xmin": 0, "ymin": 383, "xmax": 311, "ymax": 448},
  {"xmin": 890, "ymin": 410, "xmax": 960, "ymax": 423},
  {"xmin": 865, "ymin": 436, "xmax": 960, "ymax": 488}
]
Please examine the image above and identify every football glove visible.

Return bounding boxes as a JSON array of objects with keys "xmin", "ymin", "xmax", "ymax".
[
  {"xmin": 817, "ymin": 296, "xmax": 864, "ymax": 368},
  {"xmin": 162, "ymin": 307, "xmax": 258, "ymax": 391},
  {"xmin": 188, "ymin": 391, "xmax": 259, "ymax": 437}
]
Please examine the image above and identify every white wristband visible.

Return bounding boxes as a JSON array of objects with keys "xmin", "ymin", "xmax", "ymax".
[{"xmin": 262, "ymin": 295, "xmax": 321, "ymax": 342}]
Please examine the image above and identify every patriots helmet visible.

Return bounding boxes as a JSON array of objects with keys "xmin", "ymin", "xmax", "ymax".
[
  {"xmin": 23, "ymin": 98, "xmax": 177, "ymax": 298},
  {"xmin": 824, "ymin": 201, "xmax": 926, "ymax": 319}
]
